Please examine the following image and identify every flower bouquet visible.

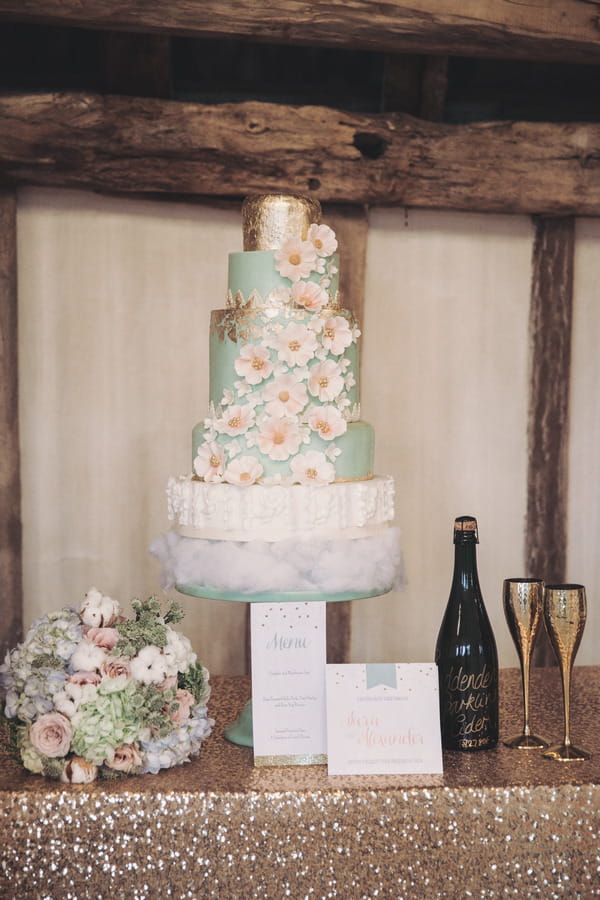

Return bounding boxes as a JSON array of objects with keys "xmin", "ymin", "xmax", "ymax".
[{"xmin": 0, "ymin": 589, "xmax": 213, "ymax": 783}]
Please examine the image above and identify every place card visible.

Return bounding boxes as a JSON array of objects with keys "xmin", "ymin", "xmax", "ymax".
[
  {"xmin": 326, "ymin": 663, "xmax": 443, "ymax": 775},
  {"xmin": 251, "ymin": 601, "xmax": 327, "ymax": 767}
]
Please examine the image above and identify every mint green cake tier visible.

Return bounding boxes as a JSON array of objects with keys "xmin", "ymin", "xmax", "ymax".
[
  {"xmin": 228, "ymin": 250, "xmax": 339, "ymax": 306},
  {"xmin": 176, "ymin": 586, "xmax": 387, "ymax": 603},
  {"xmin": 192, "ymin": 418, "xmax": 374, "ymax": 481},
  {"xmin": 209, "ymin": 306, "xmax": 360, "ymax": 410}
]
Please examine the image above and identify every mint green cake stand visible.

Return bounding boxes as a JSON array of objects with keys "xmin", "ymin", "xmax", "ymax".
[{"xmin": 176, "ymin": 584, "xmax": 391, "ymax": 747}]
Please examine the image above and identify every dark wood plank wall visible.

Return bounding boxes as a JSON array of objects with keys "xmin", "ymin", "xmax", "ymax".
[
  {"xmin": 528, "ymin": 219, "xmax": 575, "ymax": 665},
  {"xmin": 0, "ymin": 0, "xmax": 599, "ymax": 63},
  {"xmin": 0, "ymin": 4, "xmax": 597, "ymax": 663},
  {"xmin": 0, "ymin": 189, "xmax": 22, "ymax": 659},
  {"xmin": 0, "ymin": 93, "xmax": 598, "ymax": 214}
]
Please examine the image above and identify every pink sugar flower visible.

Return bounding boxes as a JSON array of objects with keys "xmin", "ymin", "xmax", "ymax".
[
  {"xmin": 308, "ymin": 405, "xmax": 347, "ymax": 441},
  {"xmin": 263, "ymin": 373, "xmax": 308, "ymax": 417},
  {"xmin": 216, "ymin": 404, "xmax": 255, "ymax": 437},
  {"xmin": 307, "ymin": 223, "xmax": 338, "ymax": 257},
  {"xmin": 256, "ymin": 416, "xmax": 303, "ymax": 461},
  {"xmin": 307, "ymin": 359, "xmax": 344, "ymax": 402},
  {"xmin": 320, "ymin": 315, "xmax": 354, "ymax": 355},
  {"xmin": 223, "ymin": 456, "xmax": 264, "ymax": 486},
  {"xmin": 274, "ymin": 322, "xmax": 318, "ymax": 367},
  {"xmin": 291, "ymin": 280, "xmax": 328, "ymax": 313},
  {"xmin": 234, "ymin": 344, "xmax": 274, "ymax": 385},
  {"xmin": 194, "ymin": 441, "xmax": 224, "ymax": 482},
  {"xmin": 275, "ymin": 237, "xmax": 317, "ymax": 282},
  {"xmin": 290, "ymin": 450, "xmax": 335, "ymax": 485}
]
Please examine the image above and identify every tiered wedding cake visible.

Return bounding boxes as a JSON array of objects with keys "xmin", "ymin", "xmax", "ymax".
[{"xmin": 152, "ymin": 194, "xmax": 402, "ymax": 599}]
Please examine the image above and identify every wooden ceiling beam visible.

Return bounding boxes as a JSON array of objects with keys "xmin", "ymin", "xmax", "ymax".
[
  {"xmin": 0, "ymin": 0, "xmax": 599, "ymax": 65},
  {"xmin": 1, "ymin": 92, "xmax": 599, "ymax": 215}
]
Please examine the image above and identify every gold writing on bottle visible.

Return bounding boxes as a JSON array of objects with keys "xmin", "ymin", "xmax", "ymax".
[{"xmin": 442, "ymin": 664, "xmax": 497, "ymax": 747}]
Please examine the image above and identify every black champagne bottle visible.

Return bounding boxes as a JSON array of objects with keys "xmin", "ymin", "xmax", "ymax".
[{"xmin": 435, "ymin": 516, "xmax": 499, "ymax": 751}]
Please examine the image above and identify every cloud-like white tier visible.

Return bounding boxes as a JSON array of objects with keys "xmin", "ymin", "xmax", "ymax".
[{"xmin": 167, "ymin": 474, "xmax": 395, "ymax": 542}]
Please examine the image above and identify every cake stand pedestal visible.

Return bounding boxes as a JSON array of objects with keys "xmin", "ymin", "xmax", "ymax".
[{"xmin": 175, "ymin": 584, "xmax": 388, "ymax": 748}]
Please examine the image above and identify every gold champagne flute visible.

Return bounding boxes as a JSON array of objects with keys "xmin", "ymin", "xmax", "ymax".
[
  {"xmin": 503, "ymin": 578, "xmax": 548, "ymax": 749},
  {"xmin": 542, "ymin": 584, "xmax": 591, "ymax": 761}
]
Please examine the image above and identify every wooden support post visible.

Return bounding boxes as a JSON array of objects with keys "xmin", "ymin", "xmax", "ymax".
[
  {"xmin": 324, "ymin": 204, "xmax": 369, "ymax": 663},
  {"xmin": 0, "ymin": 188, "xmax": 23, "ymax": 657},
  {"xmin": 526, "ymin": 216, "xmax": 575, "ymax": 665}
]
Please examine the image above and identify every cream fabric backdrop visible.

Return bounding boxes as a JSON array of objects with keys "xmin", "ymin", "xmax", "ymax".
[{"xmin": 17, "ymin": 189, "xmax": 599, "ymax": 672}]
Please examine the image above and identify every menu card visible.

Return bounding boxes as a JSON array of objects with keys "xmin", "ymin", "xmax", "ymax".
[{"xmin": 251, "ymin": 601, "xmax": 327, "ymax": 766}]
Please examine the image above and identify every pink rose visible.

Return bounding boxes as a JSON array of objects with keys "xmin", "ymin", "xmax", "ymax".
[
  {"xmin": 86, "ymin": 627, "xmax": 121, "ymax": 650},
  {"xmin": 101, "ymin": 657, "xmax": 131, "ymax": 679},
  {"xmin": 156, "ymin": 675, "xmax": 178, "ymax": 693},
  {"xmin": 169, "ymin": 689, "xmax": 196, "ymax": 725},
  {"xmin": 106, "ymin": 743, "xmax": 143, "ymax": 774},
  {"xmin": 61, "ymin": 756, "xmax": 98, "ymax": 784},
  {"xmin": 68, "ymin": 671, "xmax": 102, "ymax": 687},
  {"xmin": 29, "ymin": 712, "xmax": 73, "ymax": 758}
]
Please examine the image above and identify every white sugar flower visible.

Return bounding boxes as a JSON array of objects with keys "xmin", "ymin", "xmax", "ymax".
[
  {"xmin": 274, "ymin": 322, "xmax": 318, "ymax": 367},
  {"xmin": 225, "ymin": 438, "xmax": 241, "ymax": 458},
  {"xmin": 234, "ymin": 379, "xmax": 252, "ymax": 397},
  {"xmin": 308, "ymin": 405, "xmax": 347, "ymax": 441},
  {"xmin": 292, "ymin": 280, "xmax": 328, "ymax": 313},
  {"xmin": 222, "ymin": 389, "xmax": 234, "ymax": 406},
  {"xmin": 321, "ymin": 315, "xmax": 354, "ymax": 355},
  {"xmin": 307, "ymin": 223, "xmax": 338, "ymax": 257},
  {"xmin": 223, "ymin": 456, "xmax": 264, "ymax": 486},
  {"xmin": 234, "ymin": 344, "xmax": 274, "ymax": 385},
  {"xmin": 274, "ymin": 237, "xmax": 317, "ymax": 282},
  {"xmin": 263, "ymin": 373, "xmax": 308, "ymax": 417},
  {"xmin": 80, "ymin": 588, "xmax": 121, "ymax": 628},
  {"xmin": 307, "ymin": 359, "xmax": 345, "ymax": 402},
  {"xmin": 130, "ymin": 646, "xmax": 169, "ymax": 685},
  {"xmin": 325, "ymin": 444, "xmax": 342, "ymax": 461},
  {"xmin": 215, "ymin": 403, "xmax": 255, "ymax": 437},
  {"xmin": 290, "ymin": 450, "xmax": 335, "ymax": 485},
  {"xmin": 193, "ymin": 441, "xmax": 224, "ymax": 482},
  {"xmin": 256, "ymin": 416, "xmax": 303, "ymax": 461}
]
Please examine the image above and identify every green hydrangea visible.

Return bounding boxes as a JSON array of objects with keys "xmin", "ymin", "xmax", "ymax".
[{"xmin": 71, "ymin": 677, "xmax": 148, "ymax": 765}]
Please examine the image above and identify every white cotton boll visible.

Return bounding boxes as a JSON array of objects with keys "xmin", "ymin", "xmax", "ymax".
[
  {"xmin": 130, "ymin": 646, "xmax": 169, "ymax": 685},
  {"xmin": 80, "ymin": 587, "xmax": 121, "ymax": 627},
  {"xmin": 53, "ymin": 691, "xmax": 77, "ymax": 718},
  {"xmin": 70, "ymin": 639, "xmax": 107, "ymax": 673}
]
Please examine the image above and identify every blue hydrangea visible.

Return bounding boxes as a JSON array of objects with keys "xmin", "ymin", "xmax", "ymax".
[
  {"xmin": 140, "ymin": 704, "xmax": 214, "ymax": 774},
  {"xmin": 0, "ymin": 607, "xmax": 82, "ymax": 721}
]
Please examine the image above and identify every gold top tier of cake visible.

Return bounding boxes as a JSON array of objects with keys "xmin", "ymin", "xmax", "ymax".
[{"xmin": 242, "ymin": 194, "xmax": 322, "ymax": 251}]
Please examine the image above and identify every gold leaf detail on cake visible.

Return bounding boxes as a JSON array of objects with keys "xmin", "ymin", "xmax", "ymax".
[
  {"xmin": 211, "ymin": 308, "xmax": 265, "ymax": 344},
  {"xmin": 242, "ymin": 194, "xmax": 322, "ymax": 251}
]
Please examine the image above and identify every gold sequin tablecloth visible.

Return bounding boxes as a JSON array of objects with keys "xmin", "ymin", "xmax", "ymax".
[{"xmin": 1, "ymin": 667, "xmax": 598, "ymax": 900}]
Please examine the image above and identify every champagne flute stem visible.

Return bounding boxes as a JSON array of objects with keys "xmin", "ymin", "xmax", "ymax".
[
  {"xmin": 521, "ymin": 653, "xmax": 532, "ymax": 737},
  {"xmin": 560, "ymin": 661, "xmax": 573, "ymax": 748}
]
